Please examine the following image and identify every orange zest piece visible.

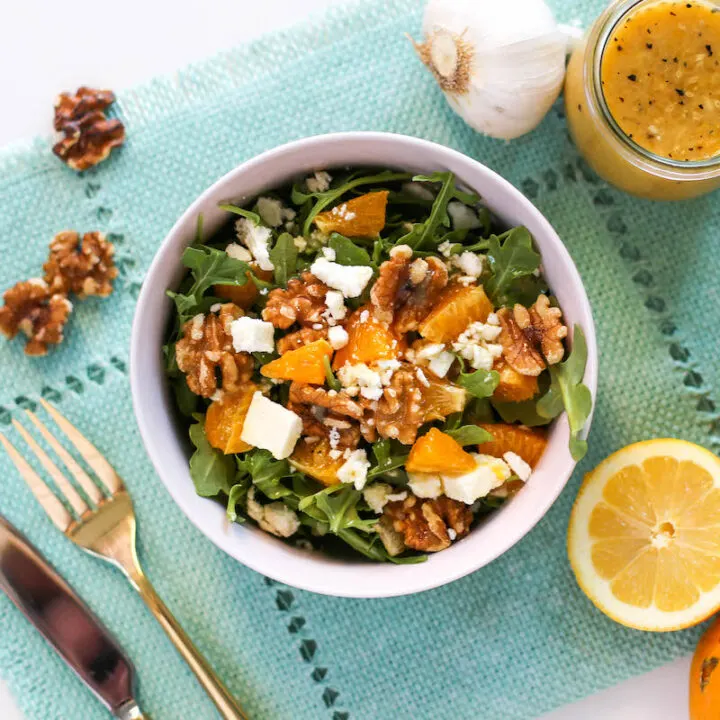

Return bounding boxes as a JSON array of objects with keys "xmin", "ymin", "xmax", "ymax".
[
  {"xmin": 419, "ymin": 284, "xmax": 493, "ymax": 343},
  {"xmin": 332, "ymin": 305, "xmax": 402, "ymax": 369},
  {"xmin": 314, "ymin": 191, "xmax": 389, "ymax": 237},
  {"xmin": 261, "ymin": 339, "xmax": 333, "ymax": 385},
  {"xmin": 205, "ymin": 385, "xmax": 256, "ymax": 454},
  {"xmin": 290, "ymin": 437, "xmax": 344, "ymax": 486},
  {"xmin": 477, "ymin": 423, "xmax": 548, "ymax": 467},
  {"xmin": 214, "ymin": 266, "xmax": 274, "ymax": 309},
  {"xmin": 406, "ymin": 428, "xmax": 476, "ymax": 474},
  {"xmin": 492, "ymin": 362, "xmax": 539, "ymax": 403}
]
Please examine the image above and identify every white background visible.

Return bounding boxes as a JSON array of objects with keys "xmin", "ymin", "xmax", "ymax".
[{"xmin": 0, "ymin": 0, "xmax": 691, "ymax": 718}]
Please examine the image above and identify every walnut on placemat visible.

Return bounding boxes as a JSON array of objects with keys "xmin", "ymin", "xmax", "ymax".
[
  {"xmin": 0, "ymin": 279, "xmax": 73, "ymax": 356},
  {"xmin": 52, "ymin": 87, "xmax": 125, "ymax": 171},
  {"xmin": 44, "ymin": 231, "xmax": 118, "ymax": 298},
  {"xmin": 175, "ymin": 304, "xmax": 254, "ymax": 398}
]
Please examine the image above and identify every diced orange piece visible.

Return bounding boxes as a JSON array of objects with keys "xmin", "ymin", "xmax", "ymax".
[
  {"xmin": 261, "ymin": 339, "xmax": 333, "ymax": 385},
  {"xmin": 493, "ymin": 362, "xmax": 539, "ymax": 402},
  {"xmin": 214, "ymin": 266, "xmax": 274, "ymax": 309},
  {"xmin": 421, "ymin": 378, "xmax": 467, "ymax": 422},
  {"xmin": 289, "ymin": 437, "xmax": 344, "ymax": 487},
  {"xmin": 477, "ymin": 423, "xmax": 548, "ymax": 467},
  {"xmin": 314, "ymin": 191, "xmax": 389, "ymax": 237},
  {"xmin": 332, "ymin": 305, "xmax": 403, "ymax": 369},
  {"xmin": 406, "ymin": 428, "xmax": 476, "ymax": 474},
  {"xmin": 419, "ymin": 284, "xmax": 493, "ymax": 343},
  {"xmin": 205, "ymin": 384, "xmax": 257, "ymax": 454}
]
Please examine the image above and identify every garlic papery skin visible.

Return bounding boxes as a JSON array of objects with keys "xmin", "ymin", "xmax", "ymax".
[{"xmin": 414, "ymin": 0, "xmax": 568, "ymax": 140}]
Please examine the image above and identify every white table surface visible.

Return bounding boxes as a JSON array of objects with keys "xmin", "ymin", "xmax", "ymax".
[{"xmin": 0, "ymin": 0, "xmax": 692, "ymax": 717}]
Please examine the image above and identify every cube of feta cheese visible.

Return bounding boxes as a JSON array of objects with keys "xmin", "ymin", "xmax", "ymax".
[
  {"xmin": 229, "ymin": 316, "xmax": 275, "ymax": 353},
  {"xmin": 337, "ymin": 448, "xmax": 371, "ymax": 490},
  {"xmin": 328, "ymin": 325, "xmax": 349, "ymax": 350},
  {"xmin": 408, "ymin": 472, "xmax": 443, "ymax": 499},
  {"xmin": 235, "ymin": 217, "xmax": 274, "ymax": 271},
  {"xmin": 240, "ymin": 392, "xmax": 303, "ymax": 460},
  {"xmin": 441, "ymin": 454, "xmax": 511, "ymax": 504},
  {"xmin": 225, "ymin": 243, "xmax": 253, "ymax": 262},
  {"xmin": 309, "ymin": 258, "xmax": 373, "ymax": 298}
]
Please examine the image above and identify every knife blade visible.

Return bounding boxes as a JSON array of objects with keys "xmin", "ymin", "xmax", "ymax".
[{"xmin": 0, "ymin": 515, "xmax": 147, "ymax": 719}]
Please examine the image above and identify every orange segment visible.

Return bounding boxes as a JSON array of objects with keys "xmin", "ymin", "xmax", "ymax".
[
  {"xmin": 477, "ymin": 423, "xmax": 547, "ymax": 467},
  {"xmin": 289, "ymin": 437, "xmax": 344, "ymax": 486},
  {"xmin": 332, "ymin": 306, "xmax": 402, "ymax": 369},
  {"xmin": 406, "ymin": 428, "xmax": 476, "ymax": 474},
  {"xmin": 421, "ymin": 378, "xmax": 467, "ymax": 422},
  {"xmin": 214, "ymin": 266, "xmax": 274, "ymax": 309},
  {"xmin": 492, "ymin": 362, "xmax": 539, "ymax": 403},
  {"xmin": 261, "ymin": 339, "xmax": 332, "ymax": 385},
  {"xmin": 314, "ymin": 191, "xmax": 388, "ymax": 237},
  {"xmin": 419, "ymin": 284, "xmax": 493, "ymax": 343},
  {"xmin": 205, "ymin": 384, "xmax": 256, "ymax": 454},
  {"xmin": 568, "ymin": 439, "xmax": 720, "ymax": 631}
]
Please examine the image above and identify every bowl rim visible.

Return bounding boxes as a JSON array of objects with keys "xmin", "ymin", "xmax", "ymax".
[{"xmin": 130, "ymin": 131, "xmax": 598, "ymax": 598}]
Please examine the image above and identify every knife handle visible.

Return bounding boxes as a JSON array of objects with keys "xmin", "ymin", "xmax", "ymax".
[{"xmin": 131, "ymin": 573, "xmax": 247, "ymax": 720}]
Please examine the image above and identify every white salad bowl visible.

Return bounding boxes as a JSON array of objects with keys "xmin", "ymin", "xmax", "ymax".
[{"xmin": 130, "ymin": 132, "xmax": 598, "ymax": 599}]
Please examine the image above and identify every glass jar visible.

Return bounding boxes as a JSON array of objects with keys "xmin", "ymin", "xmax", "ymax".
[{"xmin": 565, "ymin": 0, "xmax": 720, "ymax": 201}]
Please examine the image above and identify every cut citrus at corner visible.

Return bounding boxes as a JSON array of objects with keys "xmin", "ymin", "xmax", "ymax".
[{"xmin": 568, "ymin": 439, "xmax": 720, "ymax": 632}]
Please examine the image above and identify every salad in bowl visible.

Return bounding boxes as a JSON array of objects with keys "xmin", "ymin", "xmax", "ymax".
[{"xmin": 164, "ymin": 168, "xmax": 592, "ymax": 564}]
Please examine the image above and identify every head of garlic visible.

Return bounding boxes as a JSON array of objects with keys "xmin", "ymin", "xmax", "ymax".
[{"xmin": 413, "ymin": 0, "xmax": 569, "ymax": 140}]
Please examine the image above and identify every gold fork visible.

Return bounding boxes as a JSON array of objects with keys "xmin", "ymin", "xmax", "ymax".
[{"xmin": 0, "ymin": 399, "xmax": 247, "ymax": 720}]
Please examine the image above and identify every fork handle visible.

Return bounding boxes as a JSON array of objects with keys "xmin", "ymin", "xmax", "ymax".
[{"xmin": 132, "ymin": 574, "xmax": 248, "ymax": 720}]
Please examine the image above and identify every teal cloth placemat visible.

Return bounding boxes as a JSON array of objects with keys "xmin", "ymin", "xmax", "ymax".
[{"xmin": 1, "ymin": 1, "xmax": 718, "ymax": 718}]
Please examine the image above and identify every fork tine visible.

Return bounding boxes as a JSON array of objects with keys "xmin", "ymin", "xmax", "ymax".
[
  {"xmin": 12, "ymin": 420, "xmax": 90, "ymax": 518},
  {"xmin": 38, "ymin": 399, "xmax": 122, "ymax": 493},
  {"xmin": 0, "ymin": 432, "xmax": 73, "ymax": 531},
  {"xmin": 25, "ymin": 411, "xmax": 104, "ymax": 505}
]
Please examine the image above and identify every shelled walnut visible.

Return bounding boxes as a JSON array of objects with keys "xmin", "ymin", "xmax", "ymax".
[
  {"xmin": 497, "ymin": 306, "xmax": 546, "ymax": 377},
  {"xmin": 52, "ymin": 87, "xmax": 125, "ymax": 170},
  {"xmin": 0, "ymin": 280, "xmax": 72, "ymax": 356},
  {"xmin": 369, "ymin": 365, "xmax": 424, "ymax": 445},
  {"xmin": 262, "ymin": 272, "xmax": 329, "ymax": 329},
  {"xmin": 43, "ymin": 231, "xmax": 118, "ymax": 297}
]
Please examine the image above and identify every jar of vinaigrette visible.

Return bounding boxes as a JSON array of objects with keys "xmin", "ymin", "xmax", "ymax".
[{"xmin": 565, "ymin": 0, "xmax": 720, "ymax": 200}]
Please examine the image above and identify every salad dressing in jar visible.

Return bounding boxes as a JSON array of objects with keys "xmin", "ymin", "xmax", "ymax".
[{"xmin": 565, "ymin": 0, "xmax": 720, "ymax": 200}]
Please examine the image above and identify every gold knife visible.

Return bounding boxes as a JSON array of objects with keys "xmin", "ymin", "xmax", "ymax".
[{"xmin": 0, "ymin": 515, "xmax": 147, "ymax": 719}]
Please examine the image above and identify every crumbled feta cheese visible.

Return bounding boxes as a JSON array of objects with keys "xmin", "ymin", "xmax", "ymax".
[
  {"xmin": 328, "ymin": 426, "xmax": 340, "ymax": 450},
  {"xmin": 210, "ymin": 303, "xmax": 222, "ymax": 313},
  {"xmin": 337, "ymin": 448, "xmax": 371, "ymax": 490},
  {"xmin": 293, "ymin": 236, "xmax": 308, "ymax": 252},
  {"xmin": 415, "ymin": 342, "xmax": 455, "ymax": 378},
  {"xmin": 225, "ymin": 243, "xmax": 253, "ymax": 262},
  {"xmin": 329, "ymin": 449, "xmax": 343, "ymax": 460},
  {"xmin": 306, "ymin": 170, "xmax": 332, "ymax": 193},
  {"xmin": 375, "ymin": 359, "xmax": 401, "ymax": 385},
  {"xmin": 390, "ymin": 244, "xmax": 413, "ymax": 261},
  {"xmin": 448, "ymin": 201, "xmax": 481, "ymax": 230},
  {"xmin": 240, "ymin": 392, "xmax": 303, "ymax": 460},
  {"xmin": 416, "ymin": 343, "xmax": 446, "ymax": 360},
  {"xmin": 438, "ymin": 240, "xmax": 455, "ymax": 258},
  {"xmin": 503, "ymin": 451, "xmax": 532, "ymax": 482},
  {"xmin": 455, "ymin": 252, "xmax": 484, "ymax": 278},
  {"xmin": 246, "ymin": 488, "xmax": 300, "ymax": 537},
  {"xmin": 322, "ymin": 247, "xmax": 336, "ymax": 261},
  {"xmin": 323, "ymin": 290, "xmax": 347, "ymax": 326},
  {"xmin": 448, "ymin": 528, "xmax": 457, "ymax": 541},
  {"xmin": 386, "ymin": 491, "xmax": 408, "ymax": 503},
  {"xmin": 452, "ymin": 321, "xmax": 504, "ymax": 371},
  {"xmin": 415, "ymin": 368, "xmax": 430, "ymax": 387},
  {"xmin": 409, "ymin": 258, "xmax": 428, "ymax": 285},
  {"xmin": 235, "ymin": 218, "xmax": 274, "ymax": 271},
  {"xmin": 329, "ymin": 203, "xmax": 356, "ymax": 221},
  {"xmin": 359, "ymin": 310, "xmax": 370, "ymax": 323},
  {"xmin": 401, "ymin": 181, "xmax": 435, "ymax": 202},
  {"xmin": 256, "ymin": 196, "xmax": 296, "ymax": 228},
  {"xmin": 211, "ymin": 389, "xmax": 224, "ymax": 403},
  {"xmin": 190, "ymin": 313, "xmax": 205, "ymax": 341},
  {"xmin": 441, "ymin": 454, "xmax": 511, "ymax": 504},
  {"xmin": 230, "ymin": 316, "xmax": 275, "ymax": 353},
  {"xmin": 408, "ymin": 472, "xmax": 443, "ymax": 499},
  {"xmin": 486, "ymin": 312, "xmax": 499, "ymax": 325},
  {"xmin": 312, "ymin": 323, "xmax": 324, "ymax": 330},
  {"xmin": 363, "ymin": 482, "xmax": 393, "ymax": 513},
  {"xmin": 328, "ymin": 325, "xmax": 349, "ymax": 350},
  {"xmin": 337, "ymin": 363, "xmax": 383, "ymax": 401},
  {"xmin": 456, "ymin": 275, "xmax": 475, "ymax": 287},
  {"xmin": 309, "ymin": 258, "xmax": 373, "ymax": 298}
]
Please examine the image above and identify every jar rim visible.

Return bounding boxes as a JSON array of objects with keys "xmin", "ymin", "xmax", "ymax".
[{"xmin": 590, "ymin": 0, "xmax": 720, "ymax": 172}]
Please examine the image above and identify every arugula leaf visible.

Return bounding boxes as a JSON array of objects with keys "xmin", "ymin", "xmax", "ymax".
[
  {"xmin": 446, "ymin": 425, "xmax": 493, "ymax": 446},
  {"xmin": 329, "ymin": 234, "xmax": 372, "ymax": 266},
  {"xmin": 302, "ymin": 486, "xmax": 376, "ymax": 534},
  {"xmin": 368, "ymin": 438, "xmax": 409, "ymax": 480},
  {"xmin": 538, "ymin": 326, "xmax": 592, "ymax": 460},
  {"xmin": 456, "ymin": 367, "xmax": 500, "ymax": 399},
  {"xmin": 188, "ymin": 420, "xmax": 235, "ymax": 497},
  {"xmin": 484, "ymin": 227, "xmax": 542, "ymax": 307},
  {"xmin": 194, "ymin": 213, "xmax": 205, "ymax": 246},
  {"xmin": 170, "ymin": 375, "xmax": 198, "ymax": 417},
  {"xmin": 295, "ymin": 171, "xmax": 412, "ymax": 235},
  {"xmin": 238, "ymin": 449, "xmax": 294, "ymax": 500},
  {"xmin": 400, "ymin": 172, "xmax": 456, "ymax": 251},
  {"xmin": 323, "ymin": 356, "xmax": 341, "ymax": 391},
  {"xmin": 463, "ymin": 397, "xmax": 496, "ymax": 424},
  {"xmin": 226, "ymin": 480, "xmax": 250, "ymax": 523},
  {"xmin": 269, "ymin": 232, "xmax": 298, "ymax": 287},
  {"xmin": 452, "ymin": 187, "xmax": 481, "ymax": 206},
  {"xmin": 218, "ymin": 203, "xmax": 262, "ymax": 226},
  {"xmin": 492, "ymin": 399, "xmax": 554, "ymax": 427}
]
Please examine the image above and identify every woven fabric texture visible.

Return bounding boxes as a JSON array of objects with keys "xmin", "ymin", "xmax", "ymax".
[{"xmin": 1, "ymin": 1, "xmax": 718, "ymax": 718}]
